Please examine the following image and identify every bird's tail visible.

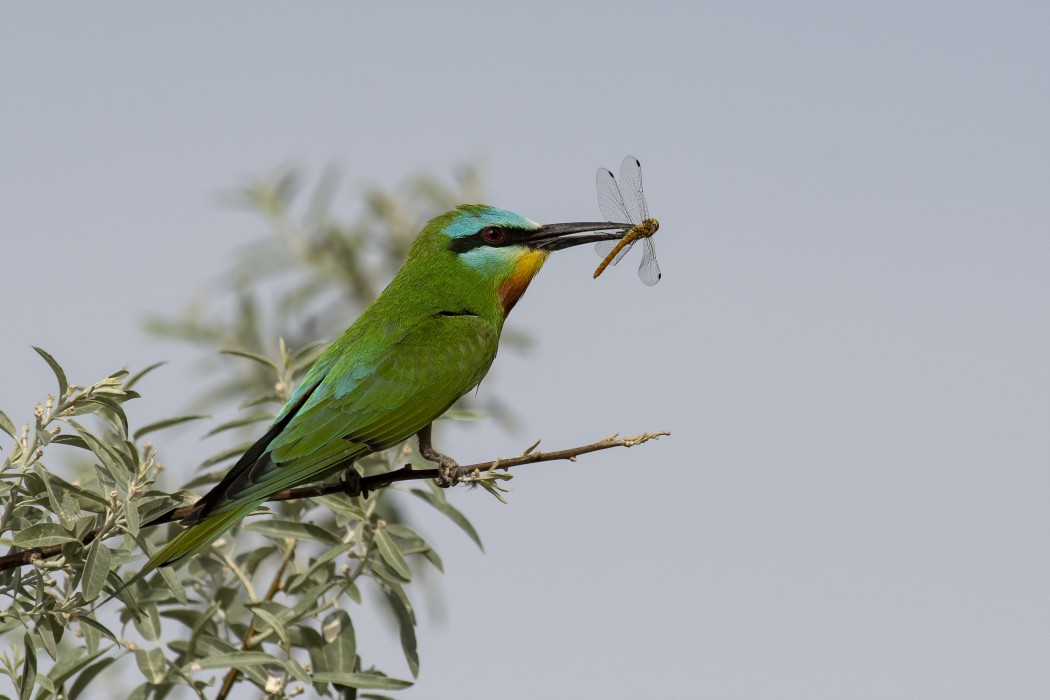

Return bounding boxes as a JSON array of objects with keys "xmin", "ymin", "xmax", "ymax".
[
  {"xmin": 99, "ymin": 501, "xmax": 260, "ymax": 608},
  {"xmin": 144, "ymin": 501, "xmax": 260, "ymax": 571}
]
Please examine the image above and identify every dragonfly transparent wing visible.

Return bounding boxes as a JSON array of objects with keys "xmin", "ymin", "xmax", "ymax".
[
  {"xmin": 636, "ymin": 237, "xmax": 661, "ymax": 286},
  {"xmin": 595, "ymin": 236, "xmax": 637, "ymax": 265},
  {"xmin": 596, "ymin": 167, "xmax": 635, "ymax": 225},
  {"xmin": 596, "ymin": 162, "xmax": 637, "ymax": 266},
  {"xmin": 617, "ymin": 155, "xmax": 649, "ymax": 225}
]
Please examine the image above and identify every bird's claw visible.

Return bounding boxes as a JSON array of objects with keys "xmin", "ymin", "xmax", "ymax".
[
  {"xmin": 417, "ymin": 425, "xmax": 461, "ymax": 488},
  {"xmin": 435, "ymin": 456, "xmax": 460, "ymax": 489},
  {"xmin": 342, "ymin": 469, "xmax": 367, "ymax": 499}
]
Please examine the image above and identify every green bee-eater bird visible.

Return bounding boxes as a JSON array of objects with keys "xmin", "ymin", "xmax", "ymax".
[{"xmin": 144, "ymin": 205, "xmax": 627, "ymax": 573}]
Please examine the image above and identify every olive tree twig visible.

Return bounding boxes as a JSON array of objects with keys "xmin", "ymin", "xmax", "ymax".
[{"xmin": 0, "ymin": 431, "xmax": 669, "ymax": 572}]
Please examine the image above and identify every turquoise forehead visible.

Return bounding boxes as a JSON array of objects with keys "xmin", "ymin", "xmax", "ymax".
[{"xmin": 443, "ymin": 205, "xmax": 539, "ymax": 239}]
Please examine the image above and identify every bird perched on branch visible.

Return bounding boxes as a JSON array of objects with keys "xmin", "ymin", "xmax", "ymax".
[{"xmin": 143, "ymin": 205, "xmax": 627, "ymax": 573}]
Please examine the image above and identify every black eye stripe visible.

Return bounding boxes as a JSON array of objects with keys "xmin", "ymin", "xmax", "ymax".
[{"xmin": 448, "ymin": 227, "xmax": 531, "ymax": 253}]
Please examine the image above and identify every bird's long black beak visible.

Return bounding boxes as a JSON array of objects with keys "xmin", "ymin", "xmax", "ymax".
[{"xmin": 531, "ymin": 221, "xmax": 629, "ymax": 251}]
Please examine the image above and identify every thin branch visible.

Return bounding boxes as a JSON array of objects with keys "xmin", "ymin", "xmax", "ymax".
[
  {"xmin": 216, "ymin": 539, "xmax": 295, "ymax": 700},
  {"xmin": 0, "ymin": 431, "xmax": 668, "ymax": 572}
]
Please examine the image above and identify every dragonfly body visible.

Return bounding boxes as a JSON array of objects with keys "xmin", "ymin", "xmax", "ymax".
[
  {"xmin": 593, "ymin": 156, "xmax": 661, "ymax": 286},
  {"xmin": 593, "ymin": 217, "xmax": 659, "ymax": 279}
]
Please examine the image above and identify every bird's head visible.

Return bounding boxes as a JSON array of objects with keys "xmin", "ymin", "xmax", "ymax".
[{"xmin": 408, "ymin": 205, "xmax": 627, "ymax": 317}]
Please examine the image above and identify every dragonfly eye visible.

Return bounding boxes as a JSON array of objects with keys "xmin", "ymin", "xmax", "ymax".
[{"xmin": 481, "ymin": 227, "xmax": 504, "ymax": 244}]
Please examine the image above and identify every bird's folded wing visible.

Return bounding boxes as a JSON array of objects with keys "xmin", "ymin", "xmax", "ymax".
[{"xmin": 202, "ymin": 313, "xmax": 500, "ymax": 511}]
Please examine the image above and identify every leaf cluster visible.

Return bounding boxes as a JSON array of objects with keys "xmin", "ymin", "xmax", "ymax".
[
  {"xmin": 1, "ymin": 340, "xmax": 493, "ymax": 699},
  {"xmin": 0, "ymin": 164, "xmax": 497, "ymax": 699}
]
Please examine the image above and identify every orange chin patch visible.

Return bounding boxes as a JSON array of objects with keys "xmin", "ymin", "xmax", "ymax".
[{"xmin": 499, "ymin": 250, "xmax": 550, "ymax": 315}]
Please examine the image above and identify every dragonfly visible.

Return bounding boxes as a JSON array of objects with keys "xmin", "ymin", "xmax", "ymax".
[{"xmin": 593, "ymin": 155, "xmax": 661, "ymax": 286}]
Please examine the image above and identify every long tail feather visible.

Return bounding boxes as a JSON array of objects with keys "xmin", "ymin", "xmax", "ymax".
[
  {"xmin": 145, "ymin": 501, "xmax": 260, "ymax": 570},
  {"xmin": 99, "ymin": 501, "xmax": 260, "ymax": 608}
]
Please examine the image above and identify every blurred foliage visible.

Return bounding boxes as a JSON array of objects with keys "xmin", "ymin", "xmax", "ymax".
[{"xmin": 0, "ymin": 163, "xmax": 523, "ymax": 699}]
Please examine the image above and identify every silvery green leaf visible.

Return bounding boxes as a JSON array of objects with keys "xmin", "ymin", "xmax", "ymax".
[
  {"xmin": 373, "ymin": 528, "xmax": 412, "ymax": 581},
  {"xmin": 321, "ymin": 610, "xmax": 356, "ymax": 673},
  {"xmin": 80, "ymin": 616, "xmax": 100, "ymax": 654},
  {"xmin": 311, "ymin": 494, "xmax": 367, "ymax": 520},
  {"xmin": 286, "ymin": 540, "xmax": 348, "ymax": 593},
  {"xmin": 50, "ymin": 433, "xmax": 90, "ymax": 450},
  {"xmin": 133, "ymin": 415, "xmax": 208, "ymax": 441},
  {"xmin": 77, "ymin": 396, "xmax": 130, "ymax": 436},
  {"xmin": 419, "ymin": 544, "xmax": 444, "ymax": 572},
  {"xmin": 45, "ymin": 646, "xmax": 107, "ymax": 691},
  {"xmin": 132, "ymin": 602, "xmax": 161, "ymax": 642},
  {"xmin": 77, "ymin": 616, "xmax": 117, "ymax": 645},
  {"xmin": 410, "ymin": 487, "xmax": 482, "ymax": 550},
  {"xmin": 192, "ymin": 651, "xmax": 280, "ymax": 671},
  {"xmin": 0, "ymin": 409, "xmax": 16, "ymax": 440},
  {"xmin": 37, "ymin": 614, "xmax": 60, "ymax": 660},
  {"xmin": 18, "ymin": 633, "xmax": 37, "ymax": 700},
  {"xmin": 370, "ymin": 558, "xmax": 411, "ymax": 588},
  {"xmin": 221, "ymin": 348, "xmax": 278, "ymax": 372},
  {"xmin": 204, "ymin": 412, "xmax": 272, "ymax": 437},
  {"xmin": 133, "ymin": 647, "xmax": 166, "ymax": 685},
  {"xmin": 237, "ymin": 543, "xmax": 276, "ymax": 577},
  {"xmin": 520, "ymin": 437, "xmax": 542, "ymax": 456},
  {"xmin": 287, "ymin": 583, "xmax": 332, "ymax": 620},
  {"xmin": 199, "ymin": 442, "xmax": 254, "ymax": 468},
  {"xmin": 37, "ymin": 467, "xmax": 78, "ymax": 530},
  {"xmin": 32, "ymin": 346, "xmax": 68, "ymax": 399},
  {"xmin": 291, "ymin": 340, "xmax": 327, "ymax": 372},
  {"xmin": 438, "ymin": 408, "xmax": 487, "ymax": 421},
  {"xmin": 382, "ymin": 523, "xmax": 424, "ymax": 541},
  {"xmin": 156, "ymin": 566, "xmax": 188, "ymax": 605},
  {"xmin": 244, "ymin": 519, "xmax": 342, "ymax": 545},
  {"xmin": 126, "ymin": 682, "xmax": 150, "ymax": 700},
  {"xmin": 67, "ymin": 420, "xmax": 129, "ymax": 478},
  {"xmin": 250, "ymin": 606, "xmax": 289, "ymax": 647},
  {"xmin": 124, "ymin": 499, "xmax": 140, "ymax": 536},
  {"xmin": 81, "ymin": 539, "xmax": 112, "ymax": 601},
  {"xmin": 383, "ymin": 586, "xmax": 419, "ymax": 677},
  {"xmin": 68, "ymin": 657, "xmax": 116, "ymax": 700},
  {"xmin": 284, "ymin": 658, "xmax": 311, "ymax": 687},
  {"xmin": 13, "ymin": 523, "xmax": 80, "ymax": 548},
  {"xmin": 311, "ymin": 672, "xmax": 412, "ymax": 691},
  {"xmin": 240, "ymin": 392, "xmax": 283, "ymax": 408},
  {"xmin": 124, "ymin": 361, "xmax": 166, "ymax": 390},
  {"xmin": 72, "ymin": 514, "xmax": 96, "ymax": 540},
  {"xmin": 36, "ymin": 673, "xmax": 57, "ymax": 695}
]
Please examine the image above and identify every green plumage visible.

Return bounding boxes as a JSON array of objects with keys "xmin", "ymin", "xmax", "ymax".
[
  {"xmin": 143, "ymin": 206, "xmax": 523, "ymax": 572},
  {"xmin": 133, "ymin": 204, "xmax": 625, "ymax": 583}
]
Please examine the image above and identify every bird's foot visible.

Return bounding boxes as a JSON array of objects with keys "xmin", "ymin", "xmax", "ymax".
[
  {"xmin": 417, "ymin": 423, "xmax": 461, "ymax": 488},
  {"xmin": 433, "ymin": 454, "xmax": 461, "ymax": 489},
  {"xmin": 342, "ymin": 469, "xmax": 368, "ymax": 499}
]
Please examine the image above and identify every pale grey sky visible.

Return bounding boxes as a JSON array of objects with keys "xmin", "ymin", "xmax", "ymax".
[{"xmin": 2, "ymin": 2, "xmax": 1047, "ymax": 698}]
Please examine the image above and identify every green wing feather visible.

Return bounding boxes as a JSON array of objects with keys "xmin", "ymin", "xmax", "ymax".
[{"xmin": 145, "ymin": 313, "xmax": 499, "ymax": 571}]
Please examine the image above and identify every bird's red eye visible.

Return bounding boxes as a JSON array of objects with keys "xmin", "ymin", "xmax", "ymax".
[{"xmin": 482, "ymin": 227, "xmax": 504, "ymax": 243}]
